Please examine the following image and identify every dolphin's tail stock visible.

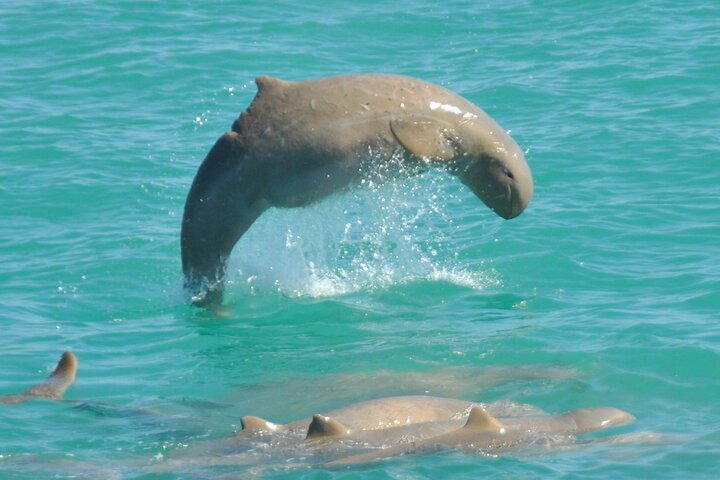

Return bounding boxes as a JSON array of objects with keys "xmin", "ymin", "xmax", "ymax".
[
  {"xmin": 181, "ymin": 131, "xmax": 268, "ymax": 308},
  {"xmin": 0, "ymin": 352, "xmax": 77, "ymax": 404}
]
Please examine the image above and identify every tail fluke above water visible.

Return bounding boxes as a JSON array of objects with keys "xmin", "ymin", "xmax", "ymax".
[{"xmin": 0, "ymin": 352, "xmax": 77, "ymax": 404}]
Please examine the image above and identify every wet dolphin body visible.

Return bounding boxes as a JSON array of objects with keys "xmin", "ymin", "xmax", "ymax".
[
  {"xmin": 181, "ymin": 74, "xmax": 534, "ymax": 306},
  {"xmin": 240, "ymin": 395, "xmax": 473, "ymax": 435},
  {"xmin": 237, "ymin": 395, "xmax": 633, "ymax": 445},
  {"xmin": 0, "ymin": 357, "xmax": 636, "ymax": 471},
  {"xmin": 0, "ymin": 352, "xmax": 77, "ymax": 404},
  {"xmin": 198, "ymin": 395, "xmax": 633, "ymax": 468},
  {"xmin": 328, "ymin": 404, "xmax": 635, "ymax": 465}
]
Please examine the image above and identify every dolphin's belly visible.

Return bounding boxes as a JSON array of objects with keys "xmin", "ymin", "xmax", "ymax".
[
  {"xmin": 244, "ymin": 118, "xmax": 401, "ymax": 208},
  {"xmin": 260, "ymin": 154, "xmax": 363, "ymax": 207}
]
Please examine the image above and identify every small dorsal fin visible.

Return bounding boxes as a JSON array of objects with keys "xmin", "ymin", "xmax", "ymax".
[
  {"xmin": 390, "ymin": 116, "xmax": 459, "ymax": 162},
  {"xmin": 255, "ymin": 76, "xmax": 294, "ymax": 93},
  {"xmin": 464, "ymin": 405, "xmax": 505, "ymax": 431},
  {"xmin": 306, "ymin": 414, "xmax": 349, "ymax": 440},
  {"xmin": 1, "ymin": 351, "xmax": 77, "ymax": 404},
  {"xmin": 240, "ymin": 415, "xmax": 282, "ymax": 432}
]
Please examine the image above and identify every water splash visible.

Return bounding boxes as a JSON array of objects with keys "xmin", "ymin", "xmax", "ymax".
[{"xmin": 225, "ymin": 166, "xmax": 501, "ymax": 298}]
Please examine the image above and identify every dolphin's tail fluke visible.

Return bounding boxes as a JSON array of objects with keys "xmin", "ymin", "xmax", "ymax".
[{"xmin": 0, "ymin": 351, "xmax": 77, "ymax": 404}]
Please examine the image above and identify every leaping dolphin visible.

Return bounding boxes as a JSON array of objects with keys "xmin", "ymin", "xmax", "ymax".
[{"xmin": 181, "ymin": 74, "xmax": 534, "ymax": 306}]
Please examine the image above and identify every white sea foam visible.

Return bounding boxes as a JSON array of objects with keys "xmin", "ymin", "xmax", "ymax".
[{"xmin": 226, "ymin": 168, "xmax": 500, "ymax": 298}]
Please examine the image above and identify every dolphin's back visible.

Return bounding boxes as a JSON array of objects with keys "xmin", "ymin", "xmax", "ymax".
[
  {"xmin": 290, "ymin": 395, "xmax": 473, "ymax": 432},
  {"xmin": 232, "ymin": 74, "xmax": 484, "ymax": 161}
]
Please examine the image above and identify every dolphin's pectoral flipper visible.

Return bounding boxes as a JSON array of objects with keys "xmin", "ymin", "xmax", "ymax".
[
  {"xmin": 306, "ymin": 415, "xmax": 350, "ymax": 440},
  {"xmin": 389, "ymin": 116, "xmax": 459, "ymax": 162},
  {"xmin": 240, "ymin": 416, "xmax": 284, "ymax": 433},
  {"xmin": 0, "ymin": 352, "xmax": 77, "ymax": 404}
]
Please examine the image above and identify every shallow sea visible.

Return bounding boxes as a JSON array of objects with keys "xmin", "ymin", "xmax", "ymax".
[{"xmin": 1, "ymin": 1, "xmax": 719, "ymax": 478}]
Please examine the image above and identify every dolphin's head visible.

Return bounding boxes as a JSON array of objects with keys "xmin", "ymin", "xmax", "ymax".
[{"xmin": 452, "ymin": 120, "xmax": 533, "ymax": 219}]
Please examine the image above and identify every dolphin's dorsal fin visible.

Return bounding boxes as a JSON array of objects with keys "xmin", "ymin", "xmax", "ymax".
[
  {"xmin": 464, "ymin": 405, "xmax": 505, "ymax": 431},
  {"xmin": 0, "ymin": 351, "xmax": 77, "ymax": 404},
  {"xmin": 255, "ymin": 76, "xmax": 294, "ymax": 93},
  {"xmin": 390, "ymin": 116, "xmax": 459, "ymax": 162},
  {"xmin": 306, "ymin": 414, "xmax": 349, "ymax": 440},
  {"xmin": 240, "ymin": 416, "xmax": 282, "ymax": 432},
  {"xmin": 24, "ymin": 351, "xmax": 77, "ymax": 399}
]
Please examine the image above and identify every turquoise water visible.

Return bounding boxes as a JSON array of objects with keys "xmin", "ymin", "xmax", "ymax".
[{"xmin": 1, "ymin": 0, "xmax": 719, "ymax": 477}]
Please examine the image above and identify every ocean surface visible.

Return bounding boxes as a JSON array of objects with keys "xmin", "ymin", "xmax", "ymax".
[{"xmin": 1, "ymin": 0, "xmax": 719, "ymax": 478}]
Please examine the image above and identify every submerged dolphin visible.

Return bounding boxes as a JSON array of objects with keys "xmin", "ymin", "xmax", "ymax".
[
  {"xmin": 0, "ymin": 352, "xmax": 77, "ymax": 404},
  {"xmin": 181, "ymin": 74, "xmax": 534, "ymax": 306},
  {"xmin": 172, "ymin": 394, "xmax": 633, "ymax": 470},
  {"xmin": 240, "ymin": 395, "xmax": 473, "ymax": 435},
  {"xmin": 154, "ymin": 395, "xmax": 633, "ymax": 472},
  {"xmin": 237, "ymin": 394, "xmax": 633, "ymax": 450},
  {"xmin": 328, "ymin": 403, "xmax": 635, "ymax": 465},
  {"xmin": 1, "ymin": 354, "xmax": 637, "ymax": 472}
]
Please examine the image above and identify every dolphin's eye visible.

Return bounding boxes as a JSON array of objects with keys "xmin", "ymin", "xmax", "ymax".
[{"xmin": 504, "ymin": 167, "xmax": 515, "ymax": 180}]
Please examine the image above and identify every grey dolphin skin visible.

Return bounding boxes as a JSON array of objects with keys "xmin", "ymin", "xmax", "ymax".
[
  {"xmin": 0, "ymin": 352, "xmax": 77, "ymax": 404},
  {"xmin": 181, "ymin": 74, "xmax": 534, "ymax": 306},
  {"xmin": 1, "ymin": 355, "xmax": 636, "ymax": 470},
  {"xmin": 327, "ymin": 403, "xmax": 635, "ymax": 465},
  {"xmin": 235, "ymin": 395, "xmax": 634, "ymax": 466},
  {"xmin": 240, "ymin": 395, "xmax": 474, "ymax": 435},
  {"xmin": 162, "ymin": 395, "xmax": 633, "ymax": 471}
]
